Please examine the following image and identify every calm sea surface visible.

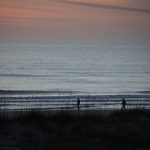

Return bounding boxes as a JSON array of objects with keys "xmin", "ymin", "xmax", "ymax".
[{"xmin": 0, "ymin": 42, "xmax": 150, "ymax": 96}]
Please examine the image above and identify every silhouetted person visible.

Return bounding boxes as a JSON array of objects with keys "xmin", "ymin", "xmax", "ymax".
[
  {"xmin": 77, "ymin": 98, "xmax": 80, "ymax": 111},
  {"xmin": 121, "ymin": 98, "xmax": 126, "ymax": 110}
]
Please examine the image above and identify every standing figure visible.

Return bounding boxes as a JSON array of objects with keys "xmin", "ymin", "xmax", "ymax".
[
  {"xmin": 121, "ymin": 98, "xmax": 126, "ymax": 110},
  {"xmin": 77, "ymin": 98, "xmax": 80, "ymax": 111}
]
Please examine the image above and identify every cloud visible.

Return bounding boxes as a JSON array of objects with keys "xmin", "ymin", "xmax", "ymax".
[{"xmin": 53, "ymin": 0, "xmax": 150, "ymax": 14}]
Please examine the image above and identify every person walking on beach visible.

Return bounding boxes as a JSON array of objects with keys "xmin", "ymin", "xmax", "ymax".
[
  {"xmin": 77, "ymin": 98, "xmax": 80, "ymax": 111},
  {"xmin": 121, "ymin": 98, "xmax": 126, "ymax": 110}
]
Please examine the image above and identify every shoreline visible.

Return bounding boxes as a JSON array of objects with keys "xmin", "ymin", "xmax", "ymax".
[{"xmin": 0, "ymin": 93, "xmax": 150, "ymax": 111}]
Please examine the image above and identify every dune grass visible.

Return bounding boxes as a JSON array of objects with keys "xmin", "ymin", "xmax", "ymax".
[{"xmin": 0, "ymin": 109, "xmax": 150, "ymax": 150}]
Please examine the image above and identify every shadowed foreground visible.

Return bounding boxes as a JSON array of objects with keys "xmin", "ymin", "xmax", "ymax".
[{"xmin": 0, "ymin": 109, "xmax": 150, "ymax": 150}]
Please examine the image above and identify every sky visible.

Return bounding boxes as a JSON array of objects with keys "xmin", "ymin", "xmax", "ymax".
[{"xmin": 0, "ymin": 0, "xmax": 150, "ymax": 42}]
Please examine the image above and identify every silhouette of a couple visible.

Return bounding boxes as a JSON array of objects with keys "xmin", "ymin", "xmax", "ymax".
[
  {"xmin": 77, "ymin": 98, "xmax": 80, "ymax": 111},
  {"xmin": 121, "ymin": 98, "xmax": 126, "ymax": 110}
]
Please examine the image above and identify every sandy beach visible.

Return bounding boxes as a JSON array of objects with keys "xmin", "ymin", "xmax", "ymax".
[{"xmin": 0, "ymin": 109, "xmax": 150, "ymax": 150}]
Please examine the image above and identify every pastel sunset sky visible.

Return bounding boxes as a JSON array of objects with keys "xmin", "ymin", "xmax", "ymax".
[{"xmin": 0, "ymin": 0, "xmax": 150, "ymax": 42}]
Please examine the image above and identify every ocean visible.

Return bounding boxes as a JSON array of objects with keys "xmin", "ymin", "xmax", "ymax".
[{"xmin": 0, "ymin": 42, "xmax": 150, "ymax": 110}]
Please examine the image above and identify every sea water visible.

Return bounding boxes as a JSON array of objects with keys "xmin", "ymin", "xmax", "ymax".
[
  {"xmin": 0, "ymin": 42, "xmax": 150, "ymax": 110},
  {"xmin": 0, "ymin": 42, "xmax": 150, "ymax": 94}
]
